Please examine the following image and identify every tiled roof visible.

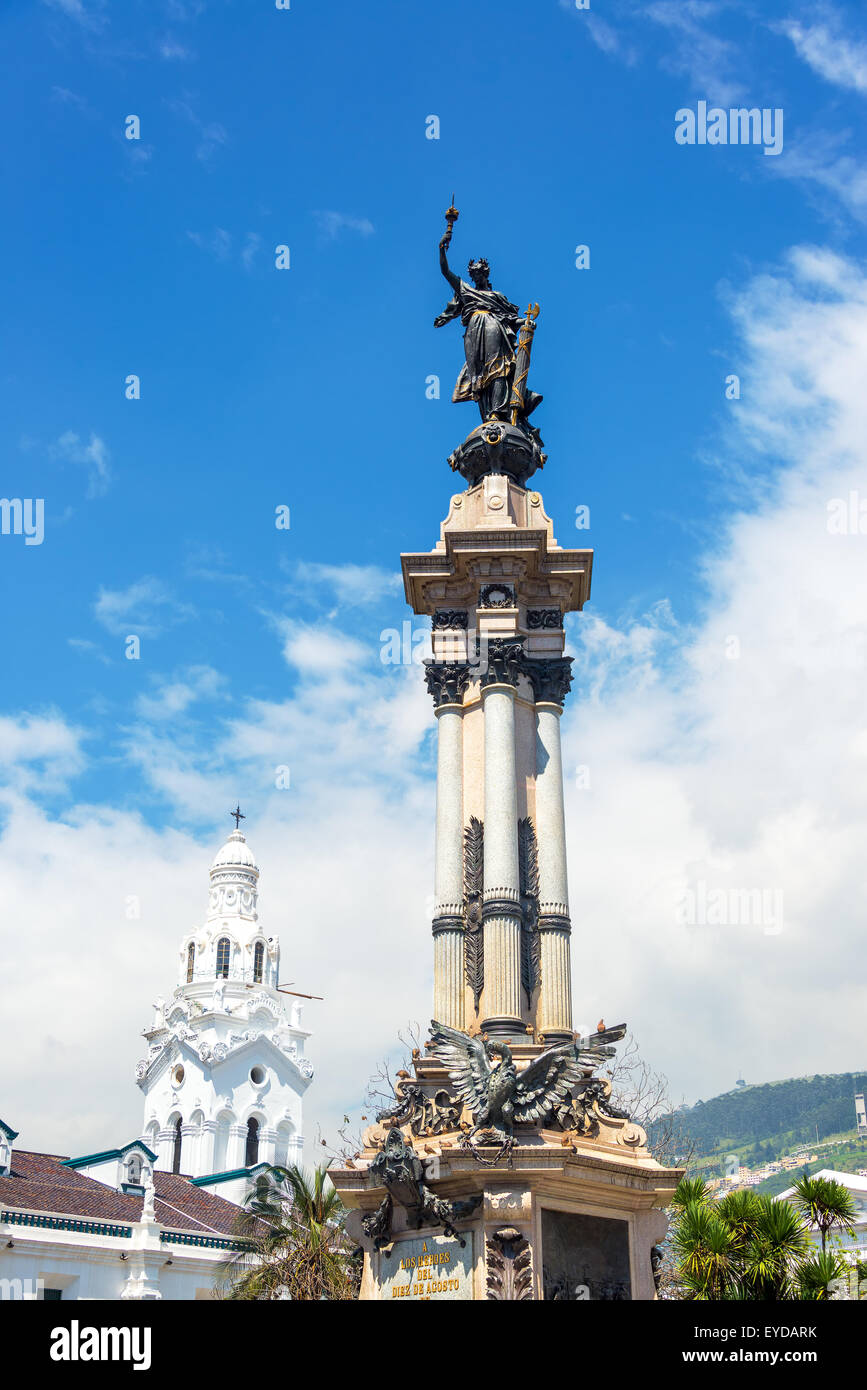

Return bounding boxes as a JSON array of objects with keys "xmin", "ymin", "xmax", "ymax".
[{"xmin": 0, "ymin": 1151, "xmax": 244, "ymax": 1236}]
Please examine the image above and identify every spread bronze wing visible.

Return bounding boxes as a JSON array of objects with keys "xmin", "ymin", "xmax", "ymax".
[
  {"xmin": 428, "ymin": 1020, "xmax": 491, "ymax": 1119},
  {"xmin": 513, "ymin": 1025, "xmax": 627, "ymax": 1125},
  {"xmin": 512, "ymin": 1043, "xmax": 585, "ymax": 1124}
]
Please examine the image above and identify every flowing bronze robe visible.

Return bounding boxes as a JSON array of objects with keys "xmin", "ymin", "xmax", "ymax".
[{"xmin": 436, "ymin": 280, "xmax": 521, "ymax": 421}]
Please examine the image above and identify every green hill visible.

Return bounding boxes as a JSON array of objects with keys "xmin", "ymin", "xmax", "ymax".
[{"xmin": 653, "ymin": 1070, "xmax": 867, "ymax": 1170}]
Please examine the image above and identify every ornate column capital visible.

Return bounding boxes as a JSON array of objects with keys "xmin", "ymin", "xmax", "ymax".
[
  {"xmin": 479, "ymin": 637, "xmax": 525, "ymax": 691},
  {"xmin": 424, "ymin": 659, "xmax": 472, "ymax": 708},
  {"xmin": 526, "ymin": 655, "xmax": 573, "ymax": 706}
]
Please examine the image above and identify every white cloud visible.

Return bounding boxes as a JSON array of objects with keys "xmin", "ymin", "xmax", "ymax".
[
  {"xmin": 159, "ymin": 35, "xmax": 193, "ymax": 61},
  {"xmin": 135, "ymin": 666, "xmax": 227, "ymax": 721},
  {"xmin": 93, "ymin": 577, "xmax": 194, "ymax": 638},
  {"xmin": 645, "ymin": 0, "xmax": 746, "ymax": 105},
  {"xmin": 559, "ymin": 243, "xmax": 867, "ymax": 1098},
  {"xmin": 289, "ymin": 561, "xmax": 402, "ymax": 609},
  {"xmin": 313, "ymin": 211, "xmax": 375, "ymax": 241},
  {"xmin": 559, "ymin": 0, "xmax": 640, "ymax": 66},
  {"xmin": 168, "ymin": 98, "xmax": 226, "ymax": 162},
  {"xmin": 49, "ymin": 430, "xmax": 111, "ymax": 498},
  {"xmin": 0, "ymin": 714, "xmax": 86, "ymax": 792},
  {"xmin": 67, "ymin": 637, "xmax": 111, "ymax": 666},
  {"xmin": 772, "ymin": 129, "xmax": 867, "ymax": 224},
  {"xmin": 779, "ymin": 15, "xmax": 867, "ymax": 94},
  {"xmin": 187, "ymin": 227, "xmax": 232, "ymax": 261},
  {"xmin": 240, "ymin": 232, "xmax": 260, "ymax": 271}
]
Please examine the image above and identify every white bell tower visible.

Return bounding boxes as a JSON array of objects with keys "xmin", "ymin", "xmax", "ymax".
[{"xmin": 136, "ymin": 814, "xmax": 313, "ymax": 1200}]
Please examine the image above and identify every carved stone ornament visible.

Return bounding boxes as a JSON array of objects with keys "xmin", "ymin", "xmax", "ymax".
[
  {"xmin": 518, "ymin": 817, "xmax": 540, "ymax": 1005},
  {"xmin": 479, "ymin": 637, "xmax": 525, "ymax": 690},
  {"xmin": 526, "ymin": 608, "xmax": 561, "ymax": 630},
  {"xmin": 423, "ymin": 660, "xmax": 473, "ymax": 708},
  {"xmin": 554, "ymin": 1075, "xmax": 631, "ymax": 1137},
  {"xmin": 360, "ymin": 1129, "xmax": 481, "ymax": 1249},
  {"xmin": 525, "ymin": 655, "xmax": 573, "ymax": 705},
  {"xmin": 432, "ymin": 609, "xmax": 469, "ymax": 630},
  {"xmin": 463, "ymin": 816, "xmax": 484, "ymax": 1008},
  {"xmin": 479, "ymin": 582, "xmax": 515, "ymax": 610},
  {"xmin": 486, "ymin": 1227, "xmax": 533, "ymax": 1300},
  {"xmin": 375, "ymin": 1083, "xmax": 462, "ymax": 1138}
]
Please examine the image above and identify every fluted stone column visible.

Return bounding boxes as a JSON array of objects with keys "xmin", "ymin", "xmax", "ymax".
[
  {"xmin": 531, "ymin": 658, "xmax": 575, "ymax": 1043},
  {"xmin": 432, "ymin": 701, "xmax": 465, "ymax": 1029},
  {"xmin": 481, "ymin": 678, "xmax": 523, "ymax": 1036}
]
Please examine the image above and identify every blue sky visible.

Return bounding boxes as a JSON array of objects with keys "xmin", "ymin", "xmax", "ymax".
[{"xmin": 3, "ymin": 0, "xmax": 867, "ymax": 1156}]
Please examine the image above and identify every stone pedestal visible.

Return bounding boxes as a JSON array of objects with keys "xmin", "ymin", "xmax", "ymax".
[{"xmin": 330, "ymin": 1081, "xmax": 679, "ymax": 1301}]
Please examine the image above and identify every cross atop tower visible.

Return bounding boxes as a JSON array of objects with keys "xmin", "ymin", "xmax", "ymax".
[{"xmin": 230, "ymin": 805, "xmax": 245, "ymax": 830}]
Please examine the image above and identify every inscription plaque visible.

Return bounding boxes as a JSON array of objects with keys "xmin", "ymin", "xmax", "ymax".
[{"xmin": 378, "ymin": 1233, "xmax": 474, "ymax": 1301}]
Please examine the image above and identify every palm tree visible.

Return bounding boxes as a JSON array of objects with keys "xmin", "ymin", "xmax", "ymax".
[
  {"xmin": 790, "ymin": 1174, "xmax": 857, "ymax": 1253},
  {"xmin": 740, "ymin": 1195, "xmax": 811, "ymax": 1301},
  {"xmin": 796, "ymin": 1249, "xmax": 849, "ymax": 1300},
  {"xmin": 221, "ymin": 1164, "xmax": 359, "ymax": 1300},
  {"xmin": 670, "ymin": 1180, "xmax": 811, "ymax": 1300},
  {"xmin": 670, "ymin": 1198, "xmax": 736, "ymax": 1299}
]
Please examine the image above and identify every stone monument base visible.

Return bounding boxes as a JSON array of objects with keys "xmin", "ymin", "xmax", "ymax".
[{"xmin": 329, "ymin": 1056, "xmax": 681, "ymax": 1301}]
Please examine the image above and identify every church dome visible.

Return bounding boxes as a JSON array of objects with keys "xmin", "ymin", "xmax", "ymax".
[
  {"xmin": 210, "ymin": 830, "xmax": 258, "ymax": 873},
  {"xmin": 207, "ymin": 827, "xmax": 259, "ymax": 924}
]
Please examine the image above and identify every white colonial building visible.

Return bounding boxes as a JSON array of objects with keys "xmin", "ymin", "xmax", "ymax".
[
  {"xmin": 137, "ymin": 822, "xmax": 313, "ymax": 1204},
  {"xmin": 0, "ymin": 820, "xmax": 315, "ymax": 1300}
]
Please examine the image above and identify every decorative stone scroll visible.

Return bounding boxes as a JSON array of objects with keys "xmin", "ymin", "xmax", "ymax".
[
  {"xmin": 375, "ymin": 1082, "xmax": 462, "ymax": 1138},
  {"xmin": 526, "ymin": 608, "xmax": 561, "ymax": 629},
  {"xmin": 486, "ymin": 1227, "xmax": 534, "ymax": 1301},
  {"xmin": 432, "ymin": 610, "xmax": 469, "ymax": 630}
]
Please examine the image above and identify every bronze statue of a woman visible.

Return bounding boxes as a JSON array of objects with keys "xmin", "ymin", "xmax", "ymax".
[{"xmin": 434, "ymin": 212, "xmax": 542, "ymax": 431}]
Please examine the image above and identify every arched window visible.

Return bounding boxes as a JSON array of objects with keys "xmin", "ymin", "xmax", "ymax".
[
  {"xmin": 216, "ymin": 937, "xmax": 230, "ymax": 979},
  {"xmin": 245, "ymin": 1117, "xmax": 259, "ymax": 1168},
  {"xmin": 172, "ymin": 1117, "xmax": 183, "ymax": 1175},
  {"xmin": 253, "ymin": 941, "xmax": 264, "ymax": 984},
  {"xmin": 186, "ymin": 942, "xmax": 195, "ymax": 983}
]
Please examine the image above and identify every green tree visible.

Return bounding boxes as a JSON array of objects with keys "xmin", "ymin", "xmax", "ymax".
[
  {"xmin": 796, "ymin": 1250, "xmax": 849, "ymax": 1300},
  {"xmin": 790, "ymin": 1174, "xmax": 857, "ymax": 1253},
  {"xmin": 669, "ymin": 1179, "xmax": 813, "ymax": 1300},
  {"xmin": 221, "ymin": 1164, "xmax": 359, "ymax": 1301}
]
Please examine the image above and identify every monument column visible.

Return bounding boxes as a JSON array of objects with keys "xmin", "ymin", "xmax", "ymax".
[
  {"xmin": 531, "ymin": 659, "xmax": 574, "ymax": 1043},
  {"xmin": 426, "ymin": 663, "xmax": 470, "ymax": 1030},
  {"xmin": 480, "ymin": 641, "xmax": 524, "ymax": 1036}
]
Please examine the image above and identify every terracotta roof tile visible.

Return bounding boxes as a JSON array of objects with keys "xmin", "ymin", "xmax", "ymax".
[{"xmin": 0, "ymin": 1151, "xmax": 243, "ymax": 1236}]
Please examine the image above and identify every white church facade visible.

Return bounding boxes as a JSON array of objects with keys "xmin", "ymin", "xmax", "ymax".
[
  {"xmin": 137, "ymin": 820, "xmax": 313, "ymax": 1205},
  {"xmin": 0, "ymin": 820, "xmax": 313, "ymax": 1299}
]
